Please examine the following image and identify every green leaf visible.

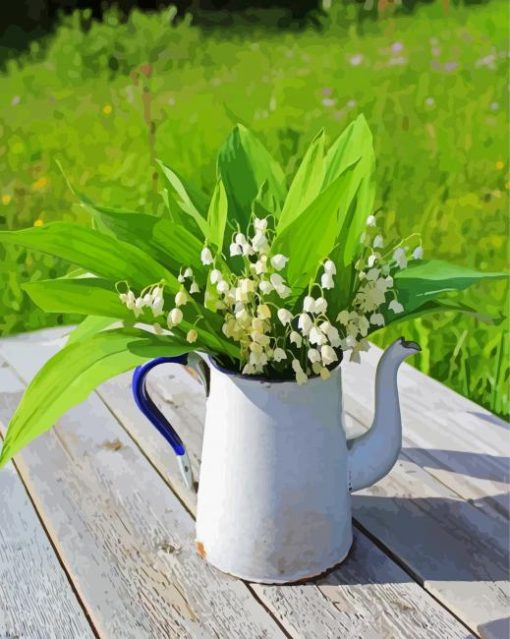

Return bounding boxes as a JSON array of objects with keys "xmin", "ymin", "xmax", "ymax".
[
  {"xmin": 66, "ymin": 316, "xmax": 118, "ymax": 345},
  {"xmin": 325, "ymin": 115, "xmax": 376, "ymax": 266},
  {"xmin": 79, "ymin": 199, "xmax": 205, "ymax": 282},
  {"xmin": 0, "ymin": 223, "xmax": 179, "ymax": 291},
  {"xmin": 23, "ymin": 276, "xmax": 240, "ymax": 360},
  {"xmin": 278, "ymin": 130, "xmax": 325, "ymax": 233},
  {"xmin": 0, "ymin": 329, "xmax": 190, "ymax": 467},
  {"xmin": 394, "ymin": 260, "xmax": 507, "ymax": 312},
  {"xmin": 157, "ymin": 161, "xmax": 209, "ymax": 237},
  {"xmin": 391, "ymin": 297, "xmax": 505, "ymax": 326},
  {"xmin": 206, "ymin": 179, "xmax": 228, "ymax": 251},
  {"xmin": 272, "ymin": 162, "xmax": 359, "ymax": 292},
  {"xmin": 23, "ymin": 277, "xmax": 132, "ymax": 319},
  {"xmin": 217, "ymin": 124, "xmax": 286, "ymax": 232}
]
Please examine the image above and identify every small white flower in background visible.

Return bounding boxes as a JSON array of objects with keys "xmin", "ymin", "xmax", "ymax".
[
  {"xmin": 178, "ymin": 273, "xmax": 185, "ymax": 283},
  {"xmin": 369, "ymin": 312, "xmax": 385, "ymax": 326},
  {"xmin": 186, "ymin": 329, "xmax": 198, "ymax": 343},
  {"xmin": 235, "ymin": 232, "xmax": 248, "ymax": 246},
  {"xmin": 167, "ymin": 308, "xmax": 183, "ymax": 328},
  {"xmin": 314, "ymin": 297, "xmax": 328, "ymax": 314},
  {"xmin": 273, "ymin": 347, "xmax": 287, "ymax": 362},
  {"xmin": 151, "ymin": 295, "xmax": 164, "ymax": 317},
  {"xmin": 190, "ymin": 281, "xmax": 200, "ymax": 294},
  {"xmin": 290, "ymin": 330, "xmax": 302, "ymax": 347},
  {"xmin": 367, "ymin": 254, "xmax": 377, "ymax": 268},
  {"xmin": 252, "ymin": 231, "xmax": 269, "ymax": 253},
  {"xmin": 253, "ymin": 259, "xmax": 267, "ymax": 275},
  {"xmin": 320, "ymin": 321, "xmax": 341, "ymax": 347},
  {"xmin": 309, "ymin": 326, "xmax": 327, "ymax": 346},
  {"xmin": 210, "ymin": 269, "xmax": 222, "ymax": 284},
  {"xmin": 271, "ymin": 254, "xmax": 288, "ymax": 271},
  {"xmin": 321, "ymin": 272, "xmax": 335, "ymax": 290},
  {"xmin": 307, "ymin": 348, "xmax": 321, "ymax": 364},
  {"xmin": 175, "ymin": 291, "xmax": 188, "ymax": 307},
  {"xmin": 321, "ymin": 344, "xmax": 338, "ymax": 366},
  {"xmin": 200, "ymin": 247, "xmax": 213, "ymax": 265},
  {"xmin": 184, "ymin": 267, "xmax": 194, "ymax": 279},
  {"xmin": 292, "ymin": 359, "xmax": 308, "ymax": 385},
  {"xmin": 303, "ymin": 296, "xmax": 315, "ymax": 313},
  {"xmin": 373, "ymin": 235, "xmax": 384, "ymax": 249},
  {"xmin": 393, "ymin": 247, "xmax": 407, "ymax": 269},
  {"xmin": 230, "ymin": 242, "xmax": 242, "ymax": 257},
  {"xmin": 277, "ymin": 285, "xmax": 291, "ymax": 298},
  {"xmin": 413, "ymin": 246, "xmax": 424, "ymax": 260},
  {"xmin": 366, "ymin": 215, "xmax": 376, "ymax": 227},
  {"xmin": 142, "ymin": 293, "xmax": 152, "ymax": 306},
  {"xmin": 257, "ymin": 304, "xmax": 271, "ymax": 320},
  {"xmin": 217, "ymin": 280, "xmax": 229, "ymax": 295},
  {"xmin": 298, "ymin": 313, "xmax": 313, "ymax": 336},
  {"xmin": 259, "ymin": 280, "xmax": 273, "ymax": 295},
  {"xmin": 277, "ymin": 308, "xmax": 293, "ymax": 325},
  {"xmin": 389, "ymin": 299, "xmax": 404, "ymax": 314},
  {"xmin": 366, "ymin": 268, "xmax": 380, "ymax": 281},
  {"xmin": 324, "ymin": 259, "xmax": 336, "ymax": 275},
  {"xmin": 270, "ymin": 273, "xmax": 285, "ymax": 290},
  {"xmin": 357, "ymin": 315, "xmax": 370, "ymax": 337},
  {"xmin": 254, "ymin": 217, "xmax": 268, "ymax": 232},
  {"xmin": 337, "ymin": 310, "xmax": 350, "ymax": 325}
]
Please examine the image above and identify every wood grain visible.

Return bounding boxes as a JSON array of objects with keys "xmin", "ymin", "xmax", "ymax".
[
  {"xmin": 0, "ymin": 342, "xmax": 286, "ymax": 639},
  {"xmin": 97, "ymin": 358, "xmax": 473, "ymax": 638},
  {"xmin": 342, "ymin": 345, "xmax": 509, "ymax": 524},
  {"xmin": 0, "ymin": 363, "xmax": 95, "ymax": 639}
]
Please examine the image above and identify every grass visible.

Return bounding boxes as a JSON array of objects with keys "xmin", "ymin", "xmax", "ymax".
[{"xmin": 0, "ymin": 2, "xmax": 508, "ymax": 417}]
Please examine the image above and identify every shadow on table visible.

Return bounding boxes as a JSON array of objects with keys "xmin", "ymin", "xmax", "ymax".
[{"xmin": 401, "ymin": 447, "xmax": 510, "ymax": 483}]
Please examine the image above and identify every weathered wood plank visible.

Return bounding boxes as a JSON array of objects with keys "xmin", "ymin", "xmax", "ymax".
[
  {"xmin": 342, "ymin": 345, "xmax": 510, "ymax": 523},
  {"xmin": 98, "ymin": 361, "xmax": 473, "ymax": 638},
  {"xmin": 0, "ymin": 345, "xmax": 286, "ymax": 638},
  {"xmin": 0, "ymin": 364, "xmax": 95, "ymax": 639}
]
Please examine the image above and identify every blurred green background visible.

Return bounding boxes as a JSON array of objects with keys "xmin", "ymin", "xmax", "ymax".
[{"xmin": 0, "ymin": 1, "xmax": 508, "ymax": 416}]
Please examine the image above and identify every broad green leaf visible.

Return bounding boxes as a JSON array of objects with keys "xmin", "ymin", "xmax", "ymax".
[
  {"xmin": 278, "ymin": 130, "xmax": 325, "ymax": 233},
  {"xmin": 23, "ymin": 278, "xmax": 132, "ymax": 319},
  {"xmin": 0, "ymin": 223, "xmax": 179, "ymax": 291},
  {"xmin": 206, "ymin": 179, "xmax": 228, "ymax": 250},
  {"xmin": 394, "ymin": 260, "xmax": 507, "ymax": 312},
  {"xmin": 388, "ymin": 297, "xmax": 505, "ymax": 326},
  {"xmin": 272, "ymin": 162, "xmax": 359, "ymax": 292},
  {"xmin": 66, "ymin": 316, "xmax": 118, "ymax": 345},
  {"xmin": 251, "ymin": 179, "xmax": 281, "ymax": 221},
  {"xmin": 325, "ymin": 115, "xmax": 376, "ymax": 266},
  {"xmin": 157, "ymin": 161, "xmax": 209, "ymax": 237},
  {"xmin": 0, "ymin": 328, "xmax": 190, "ymax": 467},
  {"xmin": 79, "ymin": 198, "xmax": 205, "ymax": 281},
  {"xmin": 24, "ymin": 276, "xmax": 240, "ymax": 359},
  {"xmin": 217, "ymin": 124, "xmax": 286, "ymax": 232}
]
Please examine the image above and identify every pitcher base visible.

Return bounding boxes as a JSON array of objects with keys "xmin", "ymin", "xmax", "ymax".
[{"xmin": 197, "ymin": 539, "xmax": 353, "ymax": 585}]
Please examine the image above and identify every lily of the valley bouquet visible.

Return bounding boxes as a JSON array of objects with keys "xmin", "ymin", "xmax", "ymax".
[{"xmin": 0, "ymin": 115, "xmax": 503, "ymax": 466}]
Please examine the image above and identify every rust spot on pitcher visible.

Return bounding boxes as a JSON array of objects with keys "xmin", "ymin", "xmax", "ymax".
[{"xmin": 195, "ymin": 541, "xmax": 206, "ymax": 559}]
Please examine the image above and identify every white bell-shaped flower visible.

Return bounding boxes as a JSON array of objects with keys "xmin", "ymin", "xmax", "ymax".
[
  {"xmin": 373, "ymin": 235, "xmax": 384, "ymax": 249},
  {"xmin": 389, "ymin": 299, "xmax": 404, "ymax": 314},
  {"xmin": 369, "ymin": 312, "xmax": 385, "ymax": 326},
  {"xmin": 393, "ymin": 247, "xmax": 407, "ymax": 269},
  {"xmin": 277, "ymin": 308, "xmax": 293, "ymax": 325},
  {"xmin": 175, "ymin": 291, "xmax": 188, "ymax": 307},
  {"xmin": 324, "ymin": 259, "xmax": 336, "ymax": 274},
  {"xmin": 314, "ymin": 297, "xmax": 328, "ymax": 314},
  {"xmin": 259, "ymin": 280, "xmax": 273, "ymax": 295},
  {"xmin": 309, "ymin": 326, "xmax": 327, "ymax": 346},
  {"xmin": 271, "ymin": 254, "xmax": 288, "ymax": 271},
  {"xmin": 186, "ymin": 329, "xmax": 198, "ymax": 343},
  {"xmin": 201, "ymin": 247, "xmax": 213, "ymax": 265},
  {"xmin": 298, "ymin": 313, "xmax": 313, "ymax": 336},
  {"xmin": 321, "ymin": 344, "xmax": 338, "ymax": 366},
  {"xmin": 413, "ymin": 246, "xmax": 424, "ymax": 260},
  {"xmin": 303, "ymin": 296, "xmax": 315, "ymax": 313},
  {"xmin": 321, "ymin": 272, "xmax": 334, "ymax": 290},
  {"xmin": 307, "ymin": 348, "xmax": 321, "ymax": 364},
  {"xmin": 273, "ymin": 347, "xmax": 287, "ymax": 362},
  {"xmin": 290, "ymin": 330, "xmax": 302, "ymax": 347}
]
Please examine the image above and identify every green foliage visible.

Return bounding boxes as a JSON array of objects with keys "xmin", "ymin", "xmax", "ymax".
[
  {"xmin": 0, "ymin": 0, "xmax": 508, "ymax": 419},
  {"xmin": 0, "ymin": 328, "xmax": 190, "ymax": 467}
]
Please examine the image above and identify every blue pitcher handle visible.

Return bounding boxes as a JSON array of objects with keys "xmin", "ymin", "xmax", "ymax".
[{"xmin": 132, "ymin": 353, "xmax": 209, "ymax": 491}]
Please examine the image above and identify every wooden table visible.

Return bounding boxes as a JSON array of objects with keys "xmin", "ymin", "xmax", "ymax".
[{"xmin": 0, "ymin": 327, "xmax": 508, "ymax": 639}]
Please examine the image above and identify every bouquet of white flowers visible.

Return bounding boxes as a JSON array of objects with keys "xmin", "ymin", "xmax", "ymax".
[{"xmin": 0, "ymin": 115, "xmax": 503, "ymax": 466}]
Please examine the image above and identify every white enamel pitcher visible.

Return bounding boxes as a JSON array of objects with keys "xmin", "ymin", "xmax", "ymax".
[{"xmin": 132, "ymin": 337, "xmax": 420, "ymax": 584}]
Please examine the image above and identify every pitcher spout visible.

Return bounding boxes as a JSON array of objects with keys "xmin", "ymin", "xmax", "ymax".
[{"xmin": 348, "ymin": 337, "xmax": 420, "ymax": 492}]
